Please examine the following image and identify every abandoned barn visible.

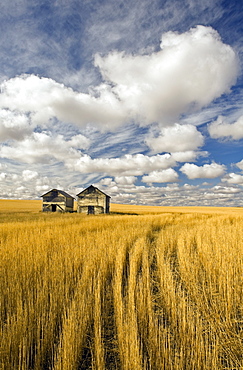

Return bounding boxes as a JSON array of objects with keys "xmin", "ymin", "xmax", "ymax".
[
  {"xmin": 77, "ymin": 185, "xmax": 110, "ymax": 214},
  {"xmin": 41, "ymin": 186, "xmax": 111, "ymax": 214},
  {"xmin": 41, "ymin": 189, "xmax": 74, "ymax": 212}
]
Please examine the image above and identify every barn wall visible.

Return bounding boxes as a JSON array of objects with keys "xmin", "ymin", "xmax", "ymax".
[
  {"xmin": 77, "ymin": 192, "xmax": 107, "ymax": 213},
  {"xmin": 42, "ymin": 193, "xmax": 74, "ymax": 212},
  {"xmin": 65, "ymin": 204, "xmax": 74, "ymax": 212},
  {"xmin": 42, "ymin": 202, "xmax": 66, "ymax": 212},
  {"xmin": 78, "ymin": 205, "xmax": 104, "ymax": 214},
  {"xmin": 66, "ymin": 197, "xmax": 74, "ymax": 208}
]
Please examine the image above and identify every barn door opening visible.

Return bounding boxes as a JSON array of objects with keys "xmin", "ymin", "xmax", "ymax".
[
  {"xmin": 51, "ymin": 204, "xmax": 57, "ymax": 212},
  {"xmin": 88, "ymin": 206, "xmax": 94, "ymax": 214}
]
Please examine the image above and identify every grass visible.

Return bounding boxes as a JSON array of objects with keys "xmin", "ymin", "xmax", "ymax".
[{"xmin": 0, "ymin": 201, "xmax": 242, "ymax": 369}]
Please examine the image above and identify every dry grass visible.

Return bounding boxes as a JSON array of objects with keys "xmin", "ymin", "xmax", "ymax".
[
  {"xmin": 0, "ymin": 201, "xmax": 242, "ymax": 369},
  {"xmin": 0, "ymin": 199, "xmax": 42, "ymax": 212},
  {"xmin": 110, "ymin": 202, "xmax": 243, "ymax": 215},
  {"xmin": 1, "ymin": 199, "xmax": 243, "ymax": 214}
]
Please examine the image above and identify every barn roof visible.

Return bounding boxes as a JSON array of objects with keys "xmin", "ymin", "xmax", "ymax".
[
  {"xmin": 76, "ymin": 185, "xmax": 110, "ymax": 198},
  {"xmin": 41, "ymin": 189, "xmax": 75, "ymax": 199}
]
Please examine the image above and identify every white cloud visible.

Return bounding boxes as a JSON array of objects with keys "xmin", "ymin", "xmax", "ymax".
[
  {"xmin": 0, "ymin": 172, "xmax": 7, "ymax": 180},
  {"xmin": 180, "ymin": 162, "xmax": 226, "ymax": 179},
  {"xmin": 114, "ymin": 176, "xmax": 137, "ymax": 185},
  {"xmin": 0, "ymin": 19, "xmax": 240, "ymax": 207},
  {"xmin": 171, "ymin": 150, "xmax": 207, "ymax": 162},
  {"xmin": 212, "ymin": 185, "xmax": 241, "ymax": 194},
  {"xmin": 208, "ymin": 115, "xmax": 243, "ymax": 140},
  {"xmin": 146, "ymin": 123, "xmax": 204, "ymax": 153},
  {"xmin": 70, "ymin": 153, "xmax": 176, "ymax": 176},
  {"xmin": 22, "ymin": 170, "xmax": 38, "ymax": 181},
  {"xmin": 0, "ymin": 109, "xmax": 32, "ymax": 140},
  {"xmin": 142, "ymin": 168, "xmax": 178, "ymax": 183},
  {"xmin": 0, "ymin": 162, "xmax": 7, "ymax": 169},
  {"xmin": 68, "ymin": 134, "xmax": 90, "ymax": 148},
  {"xmin": 0, "ymin": 132, "xmax": 90, "ymax": 164},
  {"xmin": 99, "ymin": 177, "xmax": 114, "ymax": 186},
  {"xmin": 0, "ymin": 75, "xmax": 126, "ymax": 130},
  {"xmin": 182, "ymin": 183, "xmax": 199, "ymax": 191},
  {"xmin": 35, "ymin": 184, "xmax": 50, "ymax": 193},
  {"xmin": 222, "ymin": 173, "xmax": 243, "ymax": 185},
  {"xmin": 95, "ymin": 25, "xmax": 238, "ymax": 125},
  {"xmin": 97, "ymin": 179, "xmax": 243, "ymax": 207},
  {"xmin": 236, "ymin": 160, "xmax": 243, "ymax": 170},
  {"xmin": 0, "ymin": 26, "xmax": 238, "ymax": 134}
]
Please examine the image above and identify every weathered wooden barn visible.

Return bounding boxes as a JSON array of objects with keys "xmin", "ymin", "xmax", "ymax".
[
  {"xmin": 76, "ymin": 185, "xmax": 110, "ymax": 214},
  {"xmin": 41, "ymin": 189, "xmax": 74, "ymax": 212}
]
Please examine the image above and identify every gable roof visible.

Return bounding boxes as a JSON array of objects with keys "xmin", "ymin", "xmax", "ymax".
[
  {"xmin": 76, "ymin": 185, "xmax": 110, "ymax": 198},
  {"xmin": 41, "ymin": 189, "xmax": 75, "ymax": 199}
]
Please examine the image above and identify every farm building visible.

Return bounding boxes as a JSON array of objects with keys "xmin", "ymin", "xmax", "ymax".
[
  {"xmin": 77, "ymin": 185, "xmax": 110, "ymax": 214},
  {"xmin": 41, "ymin": 189, "xmax": 74, "ymax": 212}
]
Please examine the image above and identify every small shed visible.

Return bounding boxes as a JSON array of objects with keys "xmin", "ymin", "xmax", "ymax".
[
  {"xmin": 76, "ymin": 185, "xmax": 110, "ymax": 215},
  {"xmin": 41, "ymin": 189, "xmax": 74, "ymax": 212}
]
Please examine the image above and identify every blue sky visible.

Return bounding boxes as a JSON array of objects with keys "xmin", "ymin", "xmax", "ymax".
[{"xmin": 0, "ymin": 0, "xmax": 242, "ymax": 206}]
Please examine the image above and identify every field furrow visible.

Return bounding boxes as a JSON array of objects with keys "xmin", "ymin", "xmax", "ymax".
[{"xmin": 0, "ymin": 205, "xmax": 242, "ymax": 369}]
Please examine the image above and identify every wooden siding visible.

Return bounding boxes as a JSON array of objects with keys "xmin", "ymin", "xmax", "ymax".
[
  {"xmin": 78, "ymin": 205, "xmax": 105, "ymax": 215},
  {"xmin": 77, "ymin": 186, "xmax": 110, "ymax": 214},
  {"xmin": 42, "ymin": 202, "xmax": 67, "ymax": 212},
  {"xmin": 66, "ymin": 197, "xmax": 73, "ymax": 208},
  {"xmin": 41, "ymin": 189, "xmax": 74, "ymax": 212}
]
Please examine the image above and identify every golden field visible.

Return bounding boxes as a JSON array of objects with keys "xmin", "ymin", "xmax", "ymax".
[{"xmin": 0, "ymin": 200, "xmax": 243, "ymax": 369}]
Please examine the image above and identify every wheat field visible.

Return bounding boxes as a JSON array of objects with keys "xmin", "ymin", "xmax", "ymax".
[{"xmin": 0, "ymin": 201, "xmax": 242, "ymax": 369}]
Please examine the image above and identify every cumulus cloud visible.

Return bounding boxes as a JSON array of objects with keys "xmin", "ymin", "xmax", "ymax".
[
  {"xmin": 114, "ymin": 176, "xmax": 137, "ymax": 185},
  {"xmin": 0, "ymin": 109, "xmax": 32, "ymax": 140},
  {"xmin": 171, "ymin": 150, "xmax": 207, "ymax": 162},
  {"xmin": 0, "ymin": 25, "xmax": 239, "ymax": 135},
  {"xmin": 208, "ymin": 115, "xmax": 243, "ymax": 140},
  {"xmin": 142, "ymin": 168, "xmax": 179, "ymax": 183},
  {"xmin": 70, "ymin": 153, "xmax": 176, "ymax": 176},
  {"xmin": 180, "ymin": 162, "xmax": 226, "ymax": 179},
  {"xmin": 146, "ymin": 123, "xmax": 204, "ymax": 153},
  {"xmin": 236, "ymin": 160, "xmax": 243, "ymax": 170},
  {"xmin": 97, "ymin": 179, "xmax": 243, "ymax": 207},
  {"xmin": 222, "ymin": 173, "xmax": 243, "ymax": 185},
  {"xmin": 0, "ymin": 132, "xmax": 90, "ymax": 164},
  {"xmin": 95, "ymin": 25, "xmax": 238, "ymax": 124},
  {"xmin": 0, "ymin": 142, "xmax": 177, "ymax": 179},
  {"xmin": 0, "ymin": 172, "xmax": 7, "ymax": 180},
  {"xmin": 22, "ymin": 170, "xmax": 38, "ymax": 181},
  {"xmin": 99, "ymin": 177, "xmax": 114, "ymax": 186},
  {"xmin": 0, "ymin": 23, "xmax": 239, "ymax": 206},
  {"xmin": 0, "ymin": 75, "xmax": 126, "ymax": 130},
  {"xmin": 212, "ymin": 185, "xmax": 241, "ymax": 194},
  {"xmin": 68, "ymin": 134, "xmax": 90, "ymax": 148}
]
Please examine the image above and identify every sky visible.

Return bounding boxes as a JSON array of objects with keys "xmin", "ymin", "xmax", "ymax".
[{"xmin": 0, "ymin": 0, "xmax": 243, "ymax": 206}]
